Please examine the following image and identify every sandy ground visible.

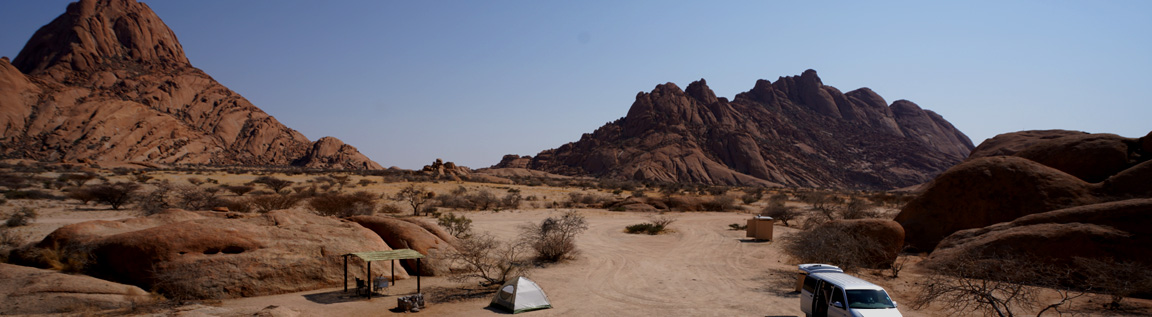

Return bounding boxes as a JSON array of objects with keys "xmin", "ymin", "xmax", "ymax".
[
  {"xmin": 204, "ymin": 209, "xmax": 927, "ymax": 317},
  {"xmin": 3, "ymin": 174, "xmax": 1148, "ymax": 316}
]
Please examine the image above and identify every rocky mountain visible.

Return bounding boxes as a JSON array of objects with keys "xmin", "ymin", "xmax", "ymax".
[
  {"xmin": 496, "ymin": 70, "xmax": 974, "ymax": 189},
  {"xmin": 0, "ymin": 0, "xmax": 381, "ymax": 169}
]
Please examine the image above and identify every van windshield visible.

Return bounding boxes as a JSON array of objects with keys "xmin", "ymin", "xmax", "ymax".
[{"xmin": 846, "ymin": 290, "xmax": 896, "ymax": 309}]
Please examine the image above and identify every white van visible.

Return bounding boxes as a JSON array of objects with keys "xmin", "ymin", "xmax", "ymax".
[{"xmin": 799, "ymin": 264, "xmax": 902, "ymax": 317}]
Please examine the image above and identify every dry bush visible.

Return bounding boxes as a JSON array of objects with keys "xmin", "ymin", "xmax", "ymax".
[
  {"xmin": 780, "ymin": 223, "xmax": 888, "ymax": 272},
  {"xmin": 249, "ymin": 194, "xmax": 303, "ymax": 213},
  {"xmin": 800, "ymin": 191, "xmax": 842, "ymax": 220},
  {"xmin": 625, "ymin": 215, "xmax": 677, "ymax": 235},
  {"xmin": 1073, "ymin": 257, "xmax": 1152, "ymax": 309},
  {"xmin": 702, "ymin": 195, "xmax": 739, "ymax": 211},
  {"xmin": 90, "ymin": 182, "xmax": 141, "ymax": 210},
  {"xmin": 563, "ymin": 192, "xmax": 610, "ymax": 208},
  {"xmin": 221, "ymin": 185, "xmax": 254, "ymax": 196},
  {"xmin": 436, "ymin": 233, "xmax": 531, "ymax": 287},
  {"xmin": 663, "ymin": 196, "xmax": 703, "ymax": 211},
  {"xmin": 135, "ymin": 182, "xmax": 219, "ymax": 214},
  {"xmin": 308, "ymin": 191, "xmax": 377, "ymax": 217},
  {"xmin": 6, "ymin": 207, "xmax": 37, "ymax": 227},
  {"xmin": 839, "ymin": 198, "xmax": 879, "ymax": 219},
  {"xmin": 251, "ymin": 176, "xmax": 293, "ymax": 193},
  {"xmin": 520, "ymin": 210, "xmax": 588, "ymax": 262},
  {"xmin": 913, "ymin": 252, "xmax": 1078, "ymax": 317},
  {"xmin": 760, "ymin": 199, "xmax": 797, "ymax": 227},
  {"xmin": 213, "ymin": 198, "xmax": 252, "ymax": 213},
  {"xmin": 378, "ymin": 203, "xmax": 404, "ymax": 214}
]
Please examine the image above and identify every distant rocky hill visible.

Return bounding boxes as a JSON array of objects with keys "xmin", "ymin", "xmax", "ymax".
[
  {"xmin": 496, "ymin": 70, "xmax": 973, "ymax": 189},
  {"xmin": 0, "ymin": 0, "xmax": 381, "ymax": 169}
]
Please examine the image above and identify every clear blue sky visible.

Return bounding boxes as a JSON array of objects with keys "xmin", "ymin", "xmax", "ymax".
[{"xmin": 3, "ymin": 1, "xmax": 1150, "ymax": 169}]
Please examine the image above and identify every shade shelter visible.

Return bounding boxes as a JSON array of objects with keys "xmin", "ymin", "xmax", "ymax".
[{"xmin": 343, "ymin": 249, "xmax": 425, "ymax": 298}]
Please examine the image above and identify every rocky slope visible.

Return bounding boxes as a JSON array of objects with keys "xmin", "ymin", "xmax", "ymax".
[
  {"xmin": 495, "ymin": 70, "xmax": 973, "ymax": 189},
  {"xmin": 0, "ymin": 0, "xmax": 380, "ymax": 169}
]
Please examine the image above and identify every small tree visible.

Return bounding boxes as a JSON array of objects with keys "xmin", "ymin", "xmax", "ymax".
[
  {"xmin": 780, "ymin": 223, "xmax": 887, "ymax": 272},
  {"xmin": 395, "ymin": 184, "xmax": 434, "ymax": 216},
  {"xmin": 252, "ymin": 176, "xmax": 293, "ymax": 193},
  {"xmin": 761, "ymin": 199, "xmax": 797, "ymax": 227},
  {"xmin": 90, "ymin": 182, "xmax": 140, "ymax": 210},
  {"xmin": 249, "ymin": 194, "xmax": 303, "ymax": 213},
  {"xmin": 222, "ymin": 185, "xmax": 255, "ymax": 197},
  {"xmin": 438, "ymin": 233, "xmax": 530, "ymax": 287},
  {"xmin": 520, "ymin": 210, "xmax": 588, "ymax": 262},
  {"xmin": 437, "ymin": 212, "xmax": 473, "ymax": 239}
]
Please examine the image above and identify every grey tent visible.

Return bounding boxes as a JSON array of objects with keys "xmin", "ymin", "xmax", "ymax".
[{"xmin": 490, "ymin": 276, "xmax": 552, "ymax": 313}]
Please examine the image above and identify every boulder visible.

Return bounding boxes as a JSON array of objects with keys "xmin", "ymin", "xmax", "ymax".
[
  {"xmin": 967, "ymin": 130, "xmax": 1087, "ymax": 159},
  {"xmin": 347, "ymin": 216, "xmax": 457, "ymax": 276},
  {"xmin": 1013, "ymin": 133, "xmax": 1136, "ymax": 182},
  {"xmin": 12, "ymin": 209, "xmax": 405, "ymax": 299},
  {"xmin": 894, "ymin": 156, "xmax": 1097, "ymax": 251},
  {"xmin": 927, "ymin": 198, "xmax": 1152, "ymax": 270},
  {"xmin": 0, "ymin": 263, "xmax": 152, "ymax": 315}
]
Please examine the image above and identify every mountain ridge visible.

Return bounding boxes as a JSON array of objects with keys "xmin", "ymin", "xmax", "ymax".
[
  {"xmin": 0, "ymin": 0, "xmax": 381, "ymax": 169},
  {"xmin": 496, "ymin": 70, "xmax": 974, "ymax": 190}
]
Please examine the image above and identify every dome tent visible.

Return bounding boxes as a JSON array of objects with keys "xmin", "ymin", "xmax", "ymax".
[{"xmin": 490, "ymin": 276, "xmax": 552, "ymax": 313}]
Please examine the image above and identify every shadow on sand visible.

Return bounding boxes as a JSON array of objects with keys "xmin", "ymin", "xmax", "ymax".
[
  {"xmin": 738, "ymin": 238, "xmax": 773, "ymax": 243},
  {"xmin": 302, "ymin": 289, "xmax": 376, "ymax": 305}
]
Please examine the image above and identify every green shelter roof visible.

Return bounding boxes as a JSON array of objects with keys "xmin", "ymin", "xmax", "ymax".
[{"xmin": 347, "ymin": 249, "xmax": 425, "ymax": 262}]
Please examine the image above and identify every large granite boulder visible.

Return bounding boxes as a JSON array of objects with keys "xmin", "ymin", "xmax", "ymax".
[
  {"xmin": 0, "ymin": 263, "xmax": 152, "ymax": 315},
  {"xmin": 347, "ymin": 216, "xmax": 457, "ymax": 276},
  {"xmin": 12, "ymin": 209, "xmax": 405, "ymax": 299}
]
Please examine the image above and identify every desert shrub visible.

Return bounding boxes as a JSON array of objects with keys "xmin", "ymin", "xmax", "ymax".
[
  {"xmin": 564, "ymin": 192, "xmax": 610, "ymax": 208},
  {"xmin": 437, "ymin": 233, "xmax": 530, "ymax": 287},
  {"xmin": 780, "ymin": 223, "xmax": 888, "ymax": 272},
  {"xmin": 761, "ymin": 199, "xmax": 797, "ymax": 227},
  {"xmin": 839, "ymin": 198, "xmax": 879, "ymax": 219},
  {"xmin": 249, "ymin": 194, "xmax": 302, "ymax": 213},
  {"xmin": 251, "ymin": 176, "xmax": 293, "ymax": 193},
  {"xmin": 727, "ymin": 223, "xmax": 747, "ymax": 230},
  {"xmin": 0, "ymin": 229, "xmax": 22, "ymax": 262},
  {"xmin": 309, "ymin": 191, "xmax": 377, "ymax": 217},
  {"xmin": 173, "ymin": 185, "xmax": 218, "ymax": 211},
  {"xmin": 520, "ymin": 210, "xmax": 588, "ymax": 262},
  {"xmin": 437, "ymin": 212, "xmax": 473, "ymax": 239},
  {"xmin": 6, "ymin": 207, "xmax": 37, "ymax": 227},
  {"xmin": 186, "ymin": 177, "xmax": 205, "ymax": 186},
  {"xmin": 90, "ymin": 182, "xmax": 141, "ymax": 210},
  {"xmin": 741, "ymin": 187, "xmax": 765, "ymax": 204},
  {"xmin": 222, "ymin": 185, "xmax": 255, "ymax": 196},
  {"xmin": 394, "ymin": 184, "xmax": 435, "ymax": 216},
  {"xmin": 357, "ymin": 179, "xmax": 376, "ymax": 187},
  {"xmin": 378, "ymin": 203, "xmax": 404, "ymax": 214},
  {"xmin": 625, "ymin": 215, "xmax": 676, "ymax": 235},
  {"xmin": 701, "ymin": 195, "xmax": 738, "ymax": 211},
  {"xmin": 214, "ymin": 198, "xmax": 252, "ymax": 213},
  {"xmin": 663, "ymin": 196, "xmax": 703, "ymax": 211},
  {"xmin": 913, "ymin": 252, "xmax": 1078, "ymax": 317},
  {"xmin": 500, "ymin": 191, "xmax": 522, "ymax": 210},
  {"xmin": 59, "ymin": 172, "xmax": 97, "ymax": 187},
  {"xmin": 705, "ymin": 186, "xmax": 729, "ymax": 196},
  {"xmin": 801, "ymin": 191, "xmax": 843, "ymax": 220}
]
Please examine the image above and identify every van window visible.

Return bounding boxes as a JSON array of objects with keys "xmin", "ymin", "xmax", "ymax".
[
  {"xmin": 831, "ymin": 287, "xmax": 845, "ymax": 307},
  {"xmin": 802, "ymin": 276, "xmax": 817, "ymax": 293},
  {"xmin": 847, "ymin": 290, "xmax": 897, "ymax": 309}
]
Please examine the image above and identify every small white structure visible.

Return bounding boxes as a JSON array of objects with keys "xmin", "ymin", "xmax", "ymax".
[{"xmin": 490, "ymin": 276, "xmax": 552, "ymax": 314}]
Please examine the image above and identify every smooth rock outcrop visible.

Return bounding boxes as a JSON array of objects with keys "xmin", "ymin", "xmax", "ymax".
[
  {"xmin": 495, "ymin": 70, "xmax": 973, "ymax": 190},
  {"xmin": 894, "ymin": 156, "xmax": 1097, "ymax": 251},
  {"xmin": 12, "ymin": 209, "xmax": 405, "ymax": 299},
  {"xmin": 347, "ymin": 216, "xmax": 457, "ymax": 276},
  {"xmin": 0, "ymin": 263, "xmax": 152, "ymax": 315},
  {"xmin": 927, "ymin": 199, "xmax": 1152, "ymax": 269}
]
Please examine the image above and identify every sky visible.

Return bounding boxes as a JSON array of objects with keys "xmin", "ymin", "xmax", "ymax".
[{"xmin": 2, "ymin": 1, "xmax": 1150, "ymax": 169}]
